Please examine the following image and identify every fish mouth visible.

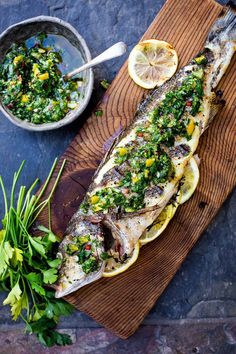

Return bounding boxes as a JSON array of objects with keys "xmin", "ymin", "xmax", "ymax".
[{"xmin": 55, "ymin": 263, "xmax": 105, "ymax": 298}]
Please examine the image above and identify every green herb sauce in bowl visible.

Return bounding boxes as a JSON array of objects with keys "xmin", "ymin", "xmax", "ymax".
[{"xmin": 0, "ymin": 17, "xmax": 93, "ymax": 131}]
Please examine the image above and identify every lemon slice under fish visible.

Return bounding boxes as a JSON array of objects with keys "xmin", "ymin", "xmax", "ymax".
[
  {"xmin": 103, "ymin": 242, "xmax": 140, "ymax": 277},
  {"xmin": 139, "ymin": 156, "xmax": 199, "ymax": 246},
  {"xmin": 139, "ymin": 191, "xmax": 182, "ymax": 246},
  {"xmin": 128, "ymin": 39, "xmax": 178, "ymax": 89},
  {"xmin": 179, "ymin": 156, "xmax": 200, "ymax": 204},
  {"xmin": 103, "ymin": 157, "xmax": 199, "ymax": 272}
]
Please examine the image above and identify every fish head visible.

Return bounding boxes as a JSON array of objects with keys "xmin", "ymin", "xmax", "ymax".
[{"xmin": 55, "ymin": 215, "xmax": 105, "ymax": 298}]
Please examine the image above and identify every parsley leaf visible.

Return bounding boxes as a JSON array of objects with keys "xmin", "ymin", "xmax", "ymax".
[
  {"xmin": 28, "ymin": 236, "xmax": 46, "ymax": 256},
  {"xmin": 27, "ymin": 317, "xmax": 72, "ymax": 347},
  {"xmin": 42, "ymin": 268, "xmax": 58, "ymax": 284},
  {"xmin": 3, "ymin": 282, "xmax": 22, "ymax": 306},
  {"xmin": 47, "ymin": 258, "xmax": 61, "ymax": 268},
  {"xmin": 95, "ymin": 109, "xmax": 103, "ymax": 117},
  {"xmin": 12, "ymin": 247, "xmax": 23, "ymax": 266},
  {"xmin": 26, "ymin": 272, "xmax": 45, "ymax": 296},
  {"xmin": 0, "ymin": 241, "xmax": 14, "ymax": 275}
]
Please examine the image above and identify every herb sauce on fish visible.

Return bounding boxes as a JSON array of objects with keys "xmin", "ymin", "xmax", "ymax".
[{"xmin": 55, "ymin": 5, "xmax": 236, "ymax": 298}]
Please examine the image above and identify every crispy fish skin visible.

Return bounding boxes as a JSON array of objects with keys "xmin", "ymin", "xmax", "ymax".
[{"xmin": 55, "ymin": 6, "xmax": 236, "ymax": 298}]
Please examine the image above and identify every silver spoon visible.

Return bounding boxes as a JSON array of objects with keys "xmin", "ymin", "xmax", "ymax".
[{"xmin": 64, "ymin": 42, "xmax": 127, "ymax": 80}]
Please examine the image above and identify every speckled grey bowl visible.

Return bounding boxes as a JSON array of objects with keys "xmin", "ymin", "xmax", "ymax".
[{"xmin": 0, "ymin": 16, "xmax": 94, "ymax": 131}]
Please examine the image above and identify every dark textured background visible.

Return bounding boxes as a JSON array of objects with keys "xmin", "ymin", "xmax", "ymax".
[{"xmin": 0, "ymin": 0, "xmax": 235, "ymax": 353}]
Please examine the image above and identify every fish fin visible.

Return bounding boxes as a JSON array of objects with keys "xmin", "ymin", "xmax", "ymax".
[
  {"xmin": 90, "ymin": 134, "xmax": 120, "ymax": 184},
  {"xmin": 206, "ymin": 4, "xmax": 236, "ymax": 44}
]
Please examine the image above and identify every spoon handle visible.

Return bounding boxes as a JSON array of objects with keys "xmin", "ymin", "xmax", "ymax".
[{"xmin": 65, "ymin": 42, "xmax": 127, "ymax": 80}]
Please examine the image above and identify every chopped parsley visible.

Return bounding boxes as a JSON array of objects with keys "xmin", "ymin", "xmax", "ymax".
[
  {"xmin": 85, "ymin": 69, "xmax": 204, "ymax": 214},
  {"xmin": 100, "ymin": 79, "xmax": 110, "ymax": 90},
  {"xmin": 82, "ymin": 258, "xmax": 98, "ymax": 274},
  {"xmin": 66, "ymin": 235, "xmax": 100, "ymax": 274},
  {"xmin": 95, "ymin": 109, "xmax": 103, "ymax": 117}
]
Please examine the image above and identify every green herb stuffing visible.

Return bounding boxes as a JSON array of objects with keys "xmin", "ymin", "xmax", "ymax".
[
  {"xmin": 65, "ymin": 235, "xmax": 100, "ymax": 274},
  {"xmin": 0, "ymin": 159, "xmax": 74, "ymax": 347},
  {"xmin": 0, "ymin": 33, "xmax": 82, "ymax": 124},
  {"xmin": 87, "ymin": 69, "xmax": 204, "ymax": 214},
  {"xmin": 82, "ymin": 257, "xmax": 99, "ymax": 274}
]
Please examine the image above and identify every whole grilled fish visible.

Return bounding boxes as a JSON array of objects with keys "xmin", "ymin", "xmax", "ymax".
[{"xmin": 55, "ymin": 5, "xmax": 236, "ymax": 298}]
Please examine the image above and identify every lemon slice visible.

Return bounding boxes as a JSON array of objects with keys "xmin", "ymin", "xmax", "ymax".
[
  {"xmin": 139, "ymin": 204, "xmax": 173, "ymax": 246},
  {"xmin": 103, "ymin": 242, "xmax": 140, "ymax": 277},
  {"xmin": 128, "ymin": 39, "xmax": 178, "ymax": 89},
  {"xmin": 179, "ymin": 157, "xmax": 200, "ymax": 204},
  {"xmin": 139, "ymin": 192, "xmax": 181, "ymax": 246},
  {"xmin": 138, "ymin": 157, "xmax": 199, "ymax": 247}
]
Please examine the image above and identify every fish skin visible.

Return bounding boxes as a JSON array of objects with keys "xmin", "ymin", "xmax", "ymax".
[{"xmin": 55, "ymin": 5, "xmax": 236, "ymax": 298}]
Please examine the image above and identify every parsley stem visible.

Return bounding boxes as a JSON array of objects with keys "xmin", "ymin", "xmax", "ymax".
[
  {"xmin": 32, "ymin": 159, "xmax": 66, "ymax": 224},
  {"xmin": 46, "ymin": 159, "xmax": 66, "ymax": 203},
  {"xmin": 25, "ymin": 276, "xmax": 38, "ymax": 318},
  {"xmin": 34, "ymin": 158, "xmax": 58, "ymax": 207},
  {"xmin": 20, "ymin": 313, "xmax": 29, "ymax": 326},
  {"xmin": 0, "ymin": 176, "xmax": 8, "ymax": 226},
  {"xmin": 20, "ymin": 179, "xmax": 38, "ymax": 220},
  {"xmin": 16, "ymin": 186, "xmax": 27, "ymax": 242},
  {"xmin": 48, "ymin": 200, "xmax": 51, "ymax": 230},
  {"xmin": 10, "ymin": 161, "xmax": 25, "ymax": 209},
  {"xmin": 21, "ymin": 277, "xmax": 30, "ymax": 319}
]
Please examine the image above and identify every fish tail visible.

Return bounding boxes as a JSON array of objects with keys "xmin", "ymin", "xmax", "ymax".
[
  {"xmin": 206, "ymin": 3, "xmax": 236, "ymax": 45},
  {"xmin": 204, "ymin": 3, "xmax": 236, "ymax": 89}
]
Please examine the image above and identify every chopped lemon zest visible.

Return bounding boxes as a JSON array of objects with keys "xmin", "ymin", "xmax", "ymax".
[
  {"xmin": 187, "ymin": 118, "xmax": 195, "ymax": 136},
  {"xmin": 38, "ymin": 72, "xmax": 49, "ymax": 80},
  {"xmin": 119, "ymin": 147, "xmax": 128, "ymax": 156},
  {"xmin": 132, "ymin": 175, "xmax": 139, "ymax": 183},
  {"xmin": 32, "ymin": 63, "xmax": 40, "ymax": 77},
  {"xmin": 144, "ymin": 169, "xmax": 149, "ymax": 178},
  {"xmin": 21, "ymin": 95, "xmax": 29, "ymax": 103},
  {"xmin": 13, "ymin": 55, "xmax": 23, "ymax": 65},
  {"xmin": 91, "ymin": 195, "xmax": 100, "ymax": 204},
  {"xmin": 194, "ymin": 55, "xmax": 205, "ymax": 64},
  {"xmin": 145, "ymin": 158, "xmax": 155, "ymax": 167}
]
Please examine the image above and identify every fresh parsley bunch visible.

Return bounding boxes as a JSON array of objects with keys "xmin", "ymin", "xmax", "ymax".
[{"xmin": 0, "ymin": 159, "xmax": 74, "ymax": 347}]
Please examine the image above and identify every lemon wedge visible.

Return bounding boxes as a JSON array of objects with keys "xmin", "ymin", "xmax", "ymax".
[
  {"xmin": 179, "ymin": 156, "xmax": 200, "ymax": 204},
  {"xmin": 103, "ymin": 242, "xmax": 140, "ymax": 277},
  {"xmin": 128, "ymin": 39, "xmax": 178, "ymax": 89}
]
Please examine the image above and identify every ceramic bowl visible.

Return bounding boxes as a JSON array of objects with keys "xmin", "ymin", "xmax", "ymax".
[{"xmin": 0, "ymin": 16, "xmax": 94, "ymax": 131}]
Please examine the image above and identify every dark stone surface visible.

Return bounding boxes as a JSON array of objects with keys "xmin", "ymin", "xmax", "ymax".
[
  {"xmin": 0, "ymin": 0, "xmax": 235, "ymax": 352},
  {"xmin": 1, "ymin": 320, "xmax": 236, "ymax": 353}
]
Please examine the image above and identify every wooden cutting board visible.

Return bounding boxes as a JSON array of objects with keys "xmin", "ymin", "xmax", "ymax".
[{"xmin": 38, "ymin": 0, "xmax": 236, "ymax": 339}]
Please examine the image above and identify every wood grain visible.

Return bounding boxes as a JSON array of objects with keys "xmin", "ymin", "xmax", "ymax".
[{"xmin": 37, "ymin": 0, "xmax": 236, "ymax": 339}]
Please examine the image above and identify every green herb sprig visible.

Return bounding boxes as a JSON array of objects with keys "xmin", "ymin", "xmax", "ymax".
[{"xmin": 0, "ymin": 159, "xmax": 74, "ymax": 347}]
